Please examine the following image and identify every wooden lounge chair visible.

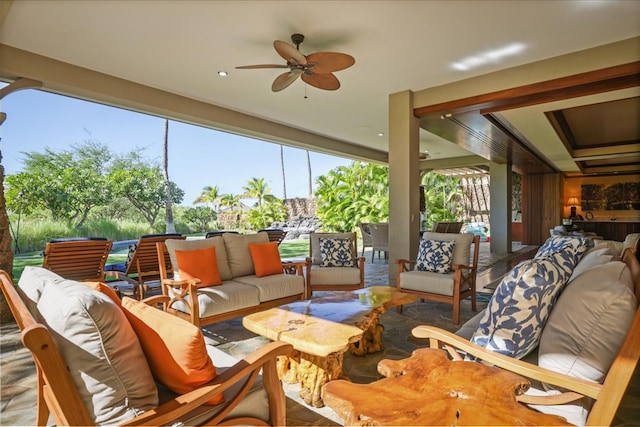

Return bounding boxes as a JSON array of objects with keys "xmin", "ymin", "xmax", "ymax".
[
  {"xmin": 431, "ymin": 221, "xmax": 463, "ymax": 233},
  {"xmin": 258, "ymin": 228, "xmax": 288, "ymax": 245},
  {"xmin": 105, "ymin": 233, "xmax": 186, "ymax": 299},
  {"xmin": 43, "ymin": 237, "xmax": 137, "ymax": 297}
]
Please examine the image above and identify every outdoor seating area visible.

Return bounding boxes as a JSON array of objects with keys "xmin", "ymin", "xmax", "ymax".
[{"xmin": 3, "ymin": 234, "xmax": 640, "ymax": 426}]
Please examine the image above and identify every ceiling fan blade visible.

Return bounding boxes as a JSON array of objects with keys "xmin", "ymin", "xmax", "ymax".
[
  {"xmin": 305, "ymin": 52, "xmax": 355, "ymax": 74},
  {"xmin": 274, "ymin": 40, "xmax": 307, "ymax": 65},
  {"xmin": 301, "ymin": 72, "xmax": 341, "ymax": 91},
  {"xmin": 236, "ymin": 64, "xmax": 290, "ymax": 69},
  {"xmin": 272, "ymin": 71, "xmax": 301, "ymax": 92}
]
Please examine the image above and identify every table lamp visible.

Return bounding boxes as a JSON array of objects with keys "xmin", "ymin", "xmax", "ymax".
[{"xmin": 567, "ymin": 197, "xmax": 579, "ymax": 219}]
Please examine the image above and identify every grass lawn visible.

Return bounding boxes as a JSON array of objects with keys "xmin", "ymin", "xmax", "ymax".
[{"xmin": 11, "ymin": 238, "xmax": 311, "ymax": 281}]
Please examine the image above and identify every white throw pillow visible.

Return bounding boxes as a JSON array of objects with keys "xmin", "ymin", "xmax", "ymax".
[{"xmin": 37, "ymin": 278, "xmax": 158, "ymax": 425}]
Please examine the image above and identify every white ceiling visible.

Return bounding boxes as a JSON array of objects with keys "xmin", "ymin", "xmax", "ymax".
[{"xmin": 1, "ymin": 0, "xmax": 639, "ymax": 167}]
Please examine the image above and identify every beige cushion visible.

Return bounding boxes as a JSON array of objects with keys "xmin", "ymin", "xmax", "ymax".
[
  {"xmin": 591, "ymin": 239, "xmax": 624, "ymax": 256},
  {"xmin": 623, "ymin": 233, "xmax": 640, "ymax": 253},
  {"xmin": 398, "ymin": 270, "xmax": 456, "ymax": 296},
  {"xmin": 37, "ymin": 275, "xmax": 158, "ymax": 425},
  {"xmin": 223, "ymin": 232, "xmax": 269, "ymax": 278},
  {"xmin": 421, "ymin": 232, "xmax": 474, "ymax": 267},
  {"xmin": 308, "ymin": 265, "xmax": 362, "ymax": 286},
  {"xmin": 310, "ymin": 232, "xmax": 356, "ymax": 265},
  {"xmin": 525, "ymin": 381, "xmax": 590, "ymax": 426},
  {"xmin": 233, "ymin": 274, "xmax": 304, "ymax": 302},
  {"xmin": 17, "ymin": 266, "xmax": 66, "ymax": 316},
  {"xmin": 539, "ymin": 261, "xmax": 637, "ymax": 389},
  {"xmin": 166, "ymin": 237, "xmax": 233, "ymax": 281},
  {"xmin": 157, "ymin": 345, "xmax": 270, "ymax": 425},
  {"xmin": 456, "ymin": 309, "xmax": 486, "ymax": 340},
  {"xmin": 568, "ymin": 246, "xmax": 615, "ymax": 282},
  {"xmin": 167, "ymin": 281, "xmax": 260, "ymax": 318}
]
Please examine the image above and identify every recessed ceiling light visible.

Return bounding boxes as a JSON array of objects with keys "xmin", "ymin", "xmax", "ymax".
[
  {"xmin": 378, "ymin": 132, "xmax": 385, "ymax": 137},
  {"xmin": 218, "ymin": 71, "xmax": 228, "ymax": 77}
]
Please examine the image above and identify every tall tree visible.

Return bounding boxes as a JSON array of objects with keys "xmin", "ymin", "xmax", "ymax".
[
  {"xmin": 162, "ymin": 119, "xmax": 176, "ymax": 233},
  {"xmin": 280, "ymin": 145, "xmax": 287, "ymax": 199},
  {"xmin": 108, "ymin": 152, "xmax": 184, "ymax": 229},
  {"xmin": 306, "ymin": 150, "xmax": 312, "ymax": 197},
  {"xmin": 5, "ymin": 141, "xmax": 111, "ymax": 228},
  {"xmin": 242, "ymin": 177, "xmax": 275, "ymax": 207},
  {"xmin": 194, "ymin": 185, "xmax": 223, "ymax": 212}
]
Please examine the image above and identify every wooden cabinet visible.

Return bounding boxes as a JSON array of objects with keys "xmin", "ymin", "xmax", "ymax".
[{"xmin": 573, "ymin": 221, "xmax": 640, "ymax": 241}]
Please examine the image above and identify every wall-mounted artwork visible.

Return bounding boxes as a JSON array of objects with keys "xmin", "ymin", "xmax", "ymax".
[{"xmin": 581, "ymin": 182, "xmax": 639, "ymax": 211}]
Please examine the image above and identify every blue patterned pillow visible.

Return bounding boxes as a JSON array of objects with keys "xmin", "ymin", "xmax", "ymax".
[
  {"xmin": 535, "ymin": 235, "xmax": 593, "ymax": 275},
  {"xmin": 415, "ymin": 239, "xmax": 456, "ymax": 273},
  {"xmin": 470, "ymin": 255, "xmax": 571, "ymax": 359},
  {"xmin": 319, "ymin": 238, "xmax": 354, "ymax": 267}
]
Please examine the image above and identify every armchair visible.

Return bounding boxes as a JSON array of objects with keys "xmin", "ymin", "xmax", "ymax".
[
  {"xmin": 305, "ymin": 232, "xmax": 365, "ymax": 299},
  {"xmin": 396, "ymin": 232, "xmax": 480, "ymax": 324},
  {"xmin": 104, "ymin": 233, "xmax": 186, "ymax": 299},
  {"xmin": 358, "ymin": 222, "xmax": 373, "ymax": 257},
  {"xmin": 0, "ymin": 269, "xmax": 292, "ymax": 426}
]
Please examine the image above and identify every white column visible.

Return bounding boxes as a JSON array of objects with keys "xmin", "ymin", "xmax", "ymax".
[
  {"xmin": 388, "ymin": 90, "xmax": 420, "ymax": 284},
  {"xmin": 489, "ymin": 162, "xmax": 512, "ymax": 254}
]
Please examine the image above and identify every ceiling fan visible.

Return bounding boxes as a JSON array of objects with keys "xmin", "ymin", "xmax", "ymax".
[{"xmin": 236, "ymin": 33, "xmax": 355, "ymax": 92}]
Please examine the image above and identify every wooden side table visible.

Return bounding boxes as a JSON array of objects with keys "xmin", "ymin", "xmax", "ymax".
[{"xmin": 322, "ymin": 348, "xmax": 571, "ymax": 426}]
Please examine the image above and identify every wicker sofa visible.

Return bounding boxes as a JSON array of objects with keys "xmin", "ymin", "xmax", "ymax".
[{"xmin": 157, "ymin": 231, "xmax": 307, "ymax": 327}]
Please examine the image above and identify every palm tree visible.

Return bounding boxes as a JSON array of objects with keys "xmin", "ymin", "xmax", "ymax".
[
  {"xmin": 220, "ymin": 193, "xmax": 243, "ymax": 212},
  {"xmin": 280, "ymin": 145, "xmax": 287, "ymax": 200},
  {"xmin": 162, "ymin": 119, "xmax": 176, "ymax": 233},
  {"xmin": 306, "ymin": 150, "xmax": 312, "ymax": 197},
  {"xmin": 242, "ymin": 177, "xmax": 275, "ymax": 207},
  {"xmin": 194, "ymin": 185, "xmax": 223, "ymax": 212}
]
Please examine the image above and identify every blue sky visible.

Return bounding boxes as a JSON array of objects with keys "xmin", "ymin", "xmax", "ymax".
[{"xmin": 0, "ymin": 87, "xmax": 354, "ymax": 206}]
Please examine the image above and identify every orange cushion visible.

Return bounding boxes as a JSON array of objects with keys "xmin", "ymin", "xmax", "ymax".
[
  {"xmin": 82, "ymin": 281, "xmax": 122, "ymax": 306},
  {"xmin": 120, "ymin": 297, "xmax": 223, "ymax": 405},
  {"xmin": 249, "ymin": 242, "xmax": 283, "ymax": 277},
  {"xmin": 175, "ymin": 246, "xmax": 222, "ymax": 288}
]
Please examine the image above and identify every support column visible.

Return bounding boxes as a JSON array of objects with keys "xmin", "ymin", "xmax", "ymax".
[
  {"xmin": 388, "ymin": 90, "xmax": 420, "ymax": 284},
  {"xmin": 489, "ymin": 162, "xmax": 512, "ymax": 254}
]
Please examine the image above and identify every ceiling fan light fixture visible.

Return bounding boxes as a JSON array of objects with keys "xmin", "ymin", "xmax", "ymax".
[{"xmin": 235, "ymin": 33, "xmax": 355, "ymax": 92}]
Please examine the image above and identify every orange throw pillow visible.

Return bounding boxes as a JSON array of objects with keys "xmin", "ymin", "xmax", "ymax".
[
  {"xmin": 249, "ymin": 242, "xmax": 283, "ymax": 277},
  {"xmin": 82, "ymin": 281, "xmax": 122, "ymax": 306},
  {"xmin": 175, "ymin": 246, "xmax": 222, "ymax": 288},
  {"xmin": 120, "ymin": 297, "xmax": 224, "ymax": 405}
]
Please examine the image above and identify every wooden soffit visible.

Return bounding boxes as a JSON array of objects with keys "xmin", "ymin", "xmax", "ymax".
[{"xmin": 415, "ymin": 62, "xmax": 640, "ymax": 176}]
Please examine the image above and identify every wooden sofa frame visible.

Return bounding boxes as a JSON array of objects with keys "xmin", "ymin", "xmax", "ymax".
[
  {"xmin": 156, "ymin": 241, "xmax": 307, "ymax": 327},
  {"xmin": 411, "ymin": 247, "xmax": 640, "ymax": 426},
  {"xmin": 0, "ymin": 270, "xmax": 293, "ymax": 426}
]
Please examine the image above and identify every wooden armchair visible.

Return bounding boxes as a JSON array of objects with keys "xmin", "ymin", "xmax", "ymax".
[
  {"xmin": 105, "ymin": 233, "xmax": 186, "ymax": 299},
  {"xmin": 305, "ymin": 232, "xmax": 365, "ymax": 299},
  {"xmin": 396, "ymin": 232, "xmax": 480, "ymax": 324},
  {"xmin": 0, "ymin": 270, "xmax": 293, "ymax": 426}
]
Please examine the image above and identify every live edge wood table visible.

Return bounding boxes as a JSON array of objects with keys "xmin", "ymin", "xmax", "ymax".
[
  {"xmin": 242, "ymin": 286, "xmax": 417, "ymax": 407},
  {"xmin": 322, "ymin": 348, "xmax": 571, "ymax": 426}
]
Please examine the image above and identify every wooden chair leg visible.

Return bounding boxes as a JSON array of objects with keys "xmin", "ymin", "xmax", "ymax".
[{"xmin": 397, "ymin": 304, "xmax": 403, "ymax": 313}]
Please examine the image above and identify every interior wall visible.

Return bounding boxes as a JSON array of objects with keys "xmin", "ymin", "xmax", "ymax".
[{"xmin": 564, "ymin": 174, "xmax": 640, "ymax": 221}]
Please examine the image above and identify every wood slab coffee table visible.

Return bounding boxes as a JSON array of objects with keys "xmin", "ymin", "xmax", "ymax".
[
  {"xmin": 243, "ymin": 286, "xmax": 417, "ymax": 407},
  {"xmin": 322, "ymin": 348, "xmax": 571, "ymax": 426}
]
